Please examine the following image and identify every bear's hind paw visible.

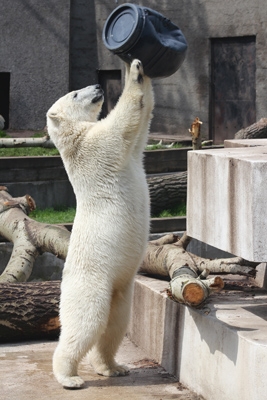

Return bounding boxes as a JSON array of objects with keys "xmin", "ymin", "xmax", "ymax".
[
  {"xmin": 60, "ymin": 375, "xmax": 85, "ymax": 389},
  {"xmin": 96, "ymin": 363, "xmax": 130, "ymax": 377}
]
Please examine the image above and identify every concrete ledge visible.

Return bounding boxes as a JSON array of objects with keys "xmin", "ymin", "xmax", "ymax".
[
  {"xmin": 128, "ymin": 275, "xmax": 267, "ymax": 400},
  {"xmin": 187, "ymin": 146, "xmax": 267, "ymax": 261},
  {"xmin": 225, "ymin": 139, "xmax": 267, "ymax": 148}
]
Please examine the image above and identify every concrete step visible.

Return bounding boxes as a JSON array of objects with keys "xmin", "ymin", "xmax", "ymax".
[
  {"xmin": 128, "ymin": 275, "xmax": 267, "ymax": 400},
  {"xmin": 0, "ymin": 336, "xmax": 199, "ymax": 400}
]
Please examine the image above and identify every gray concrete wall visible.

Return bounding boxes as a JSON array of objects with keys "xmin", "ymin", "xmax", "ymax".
[
  {"xmin": 0, "ymin": 0, "xmax": 70, "ymax": 130},
  {"xmin": 1, "ymin": 1, "xmax": 266, "ymax": 135},
  {"xmin": 69, "ymin": 0, "xmax": 99, "ymax": 90},
  {"xmin": 95, "ymin": 0, "xmax": 267, "ymax": 138}
]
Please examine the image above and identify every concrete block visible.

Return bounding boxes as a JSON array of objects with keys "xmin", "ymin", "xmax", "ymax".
[
  {"xmin": 128, "ymin": 275, "xmax": 267, "ymax": 400},
  {"xmin": 225, "ymin": 139, "xmax": 267, "ymax": 148},
  {"xmin": 187, "ymin": 147, "xmax": 267, "ymax": 261}
]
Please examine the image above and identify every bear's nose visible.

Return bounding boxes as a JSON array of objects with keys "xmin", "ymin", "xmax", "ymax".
[{"xmin": 95, "ymin": 84, "xmax": 102, "ymax": 90}]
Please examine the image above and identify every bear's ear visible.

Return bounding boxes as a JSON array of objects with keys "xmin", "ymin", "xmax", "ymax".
[
  {"xmin": 47, "ymin": 111, "xmax": 59, "ymax": 120},
  {"xmin": 47, "ymin": 111, "xmax": 62, "ymax": 128}
]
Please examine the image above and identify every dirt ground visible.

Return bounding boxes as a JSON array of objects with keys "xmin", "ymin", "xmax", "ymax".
[{"xmin": 0, "ymin": 336, "xmax": 204, "ymax": 400}]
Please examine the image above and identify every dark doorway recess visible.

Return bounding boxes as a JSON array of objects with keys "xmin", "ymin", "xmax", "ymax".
[
  {"xmin": 97, "ymin": 70, "xmax": 122, "ymax": 119},
  {"xmin": 210, "ymin": 37, "xmax": 256, "ymax": 144},
  {"xmin": 0, "ymin": 72, "xmax": 10, "ymax": 129}
]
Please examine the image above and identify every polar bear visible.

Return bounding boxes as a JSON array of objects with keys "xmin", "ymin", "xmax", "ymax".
[{"xmin": 47, "ymin": 59, "xmax": 154, "ymax": 388}]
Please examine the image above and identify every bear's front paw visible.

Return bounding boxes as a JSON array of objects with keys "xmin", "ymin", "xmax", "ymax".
[{"xmin": 130, "ymin": 59, "xmax": 144, "ymax": 84}]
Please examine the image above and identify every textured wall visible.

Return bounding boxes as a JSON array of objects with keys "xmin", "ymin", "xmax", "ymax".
[
  {"xmin": 95, "ymin": 0, "xmax": 267, "ymax": 139},
  {"xmin": 0, "ymin": 0, "xmax": 70, "ymax": 130},
  {"xmin": 69, "ymin": 0, "xmax": 99, "ymax": 90},
  {"xmin": 1, "ymin": 0, "xmax": 266, "ymax": 135}
]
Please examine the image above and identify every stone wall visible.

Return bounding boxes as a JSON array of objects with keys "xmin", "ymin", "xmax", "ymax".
[
  {"xmin": 1, "ymin": 0, "xmax": 266, "ymax": 137},
  {"xmin": 95, "ymin": 0, "xmax": 267, "ymax": 139},
  {"xmin": 0, "ymin": 0, "xmax": 70, "ymax": 130}
]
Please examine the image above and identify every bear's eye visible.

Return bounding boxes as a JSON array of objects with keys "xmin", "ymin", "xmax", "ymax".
[{"xmin": 73, "ymin": 93, "xmax": 78, "ymax": 99}]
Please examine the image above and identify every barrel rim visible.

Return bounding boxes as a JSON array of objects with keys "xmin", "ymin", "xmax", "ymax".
[{"xmin": 102, "ymin": 3, "xmax": 145, "ymax": 53}]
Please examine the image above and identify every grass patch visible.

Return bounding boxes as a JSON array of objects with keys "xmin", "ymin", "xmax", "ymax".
[
  {"xmin": 29, "ymin": 202, "xmax": 185, "ymax": 224},
  {"xmin": 30, "ymin": 207, "xmax": 76, "ymax": 224},
  {"xmin": 0, "ymin": 131, "xmax": 59, "ymax": 156},
  {"xmin": 152, "ymin": 202, "xmax": 186, "ymax": 218},
  {"xmin": 31, "ymin": 131, "xmax": 47, "ymax": 138},
  {"xmin": 0, "ymin": 130, "xmax": 10, "ymax": 138},
  {"xmin": 145, "ymin": 143, "xmax": 184, "ymax": 150},
  {"xmin": 0, "ymin": 147, "xmax": 59, "ymax": 157}
]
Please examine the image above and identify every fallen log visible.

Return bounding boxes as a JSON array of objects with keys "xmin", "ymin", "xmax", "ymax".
[
  {"xmin": 148, "ymin": 172, "xmax": 187, "ymax": 215},
  {"xmin": 0, "ymin": 188, "xmax": 260, "ymax": 342},
  {"xmin": 140, "ymin": 233, "xmax": 257, "ymax": 306},
  {"xmin": 0, "ymin": 281, "xmax": 60, "ymax": 342},
  {"xmin": 234, "ymin": 118, "xmax": 267, "ymax": 140},
  {"xmin": 0, "ymin": 136, "xmax": 54, "ymax": 148},
  {"xmin": 0, "ymin": 187, "xmax": 69, "ymax": 283}
]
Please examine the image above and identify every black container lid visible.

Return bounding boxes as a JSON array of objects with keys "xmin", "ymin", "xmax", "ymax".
[{"xmin": 103, "ymin": 3, "xmax": 145, "ymax": 53}]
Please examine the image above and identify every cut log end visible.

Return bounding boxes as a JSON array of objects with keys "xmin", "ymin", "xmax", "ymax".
[{"xmin": 183, "ymin": 282, "xmax": 206, "ymax": 306}]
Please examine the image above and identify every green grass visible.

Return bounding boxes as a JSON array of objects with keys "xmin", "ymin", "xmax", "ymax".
[
  {"xmin": 145, "ymin": 143, "xmax": 184, "ymax": 150},
  {"xmin": 0, "ymin": 147, "xmax": 59, "ymax": 157},
  {"xmin": 31, "ymin": 131, "xmax": 47, "ymax": 138},
  {"xmin": 152, "ymin": 202, "xmax": 186, "ymax": 218},
  {"xmin": 0, "ymin": 130, "xmax": 59, "ymax": 156},
  {"xmin": 0, "ymin": 130, "xmax": 10, "ymax": 138},
  {"xmin": 30, "ymin": 207, "xmax": 76, "ymax": 224},
  {"xmin": 29, "ymin": 203, "xmax": 185, "ymax": 224}
]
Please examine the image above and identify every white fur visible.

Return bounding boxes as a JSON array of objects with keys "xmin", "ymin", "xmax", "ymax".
[{"xmin": 47, "ymin": 60, "xmax": 154, "ymax": 388}]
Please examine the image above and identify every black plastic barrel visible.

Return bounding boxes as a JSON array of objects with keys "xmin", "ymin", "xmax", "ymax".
[{"xmin": 102, "ymin": 3, "xmax": 188, "ymax": 78}]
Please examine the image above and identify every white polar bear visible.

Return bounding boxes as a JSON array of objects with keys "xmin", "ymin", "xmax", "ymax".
[{"xmin": 47, "ymin": 59, "xmax": 154, "ymax": 388}]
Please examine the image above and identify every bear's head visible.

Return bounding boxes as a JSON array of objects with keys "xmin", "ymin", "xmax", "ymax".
[
  {"xmin": 47, "ymin": 85, "xmax": 104, "ymax": 148},
  {"xmin": 47, "ymin": 85, "xmax": 104, "ymax": 124}
]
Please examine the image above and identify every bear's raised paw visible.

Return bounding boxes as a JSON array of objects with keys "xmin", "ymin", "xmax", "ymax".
[{"xmin": 130, "ymin": 59, "xmax": 144, "ymax": 84}]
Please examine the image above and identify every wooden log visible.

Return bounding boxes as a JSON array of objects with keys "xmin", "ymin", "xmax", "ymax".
[
  {"xmin": 235, "ymin": 118, "xmax": 267, "ymax": 139},
  {"xmin": 0, "ymin": 136, "xmax": 54, "ymax": 148},
  {"xmin": 147, "ymin": 171, "xmax": 187, "ymax": 215},
  {"xmin": 0, "ymin": 281, "xmax": 60, "ymax": 342}
]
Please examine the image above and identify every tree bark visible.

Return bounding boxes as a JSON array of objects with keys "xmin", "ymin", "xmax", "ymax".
[
  {"xmin": 0, "ymin": 281, "xmax": 60, "ymax": 342},
  {"xmin": 189, "ymin": 117, "xmax": 203, "ymax": 150},
  {"xmin": 147, "ymin": 172, "xmax": 187, "ymax": 215},
  {"xmin": 0, "ymin": 234, "xmax": 259, "ymax": 341},
  {"xmin": 0, "ymin": 187, "xmax": 257, "ymax": 318},
  {"xmin": 140, "ymin": 233, "xmax": 257, "ymax": 306},
  {"xmin": 0, "ymin": 187, "xmax": 69, "ymax": 283},
  {"xmin": 234, "ymin": 118, "xmax": 267, "ymax": 140}
]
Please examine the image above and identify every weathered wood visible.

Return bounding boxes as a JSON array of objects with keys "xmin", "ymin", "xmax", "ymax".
[
  {"xmin": 189, "ymin": 117, "xmax": 203, "ymax": 150},
  {"xmin": 0, "ymin": 137, "xmax": 54, "ymax": 148},
  {"xmin": 150, "ymin": 216, "xmax": 186, "ymax": 233},
  {"xmin": 140, "ymin": 232, "xmax": 257, "ymax": 306},
  {"xmin": 0, "ymin": 188, "xmax": 70, "ymax": 283},
  {"xmin": 144, "ymin": 148, "xmax": 188, "ymax": 173},
  {"xmin": 0, "ymin": 156, "xmax": 67, "ymax": 183},
  {"xmin": 235, "ymin": 118, "xmax": 267, "ymax": 139},
  {"xmin": 148, "ymin": 171, "xmax": 187, "ymax": 215},
  {"xmin": 0, "ymin": 281, "xmax": 60, "ymax": 342}
]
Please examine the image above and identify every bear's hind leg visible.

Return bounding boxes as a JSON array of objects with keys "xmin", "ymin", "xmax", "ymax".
[
  {"xmin": 89, "ymin": 284, "xmax": 133, "ymax": 377},
  {"xmin": 53, "ymin": 291, "xmax": 111, "ymax": 388},
  {"xmin": 53, "ymin": 342, "xmax": 85, "ymax": 389}
]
